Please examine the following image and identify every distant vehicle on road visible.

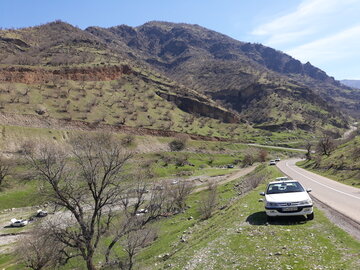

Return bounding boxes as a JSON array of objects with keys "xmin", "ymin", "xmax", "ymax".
[
  {"xmin": 227, "ymin": 164, "xmax": 234, "ymax": 168},
  {"xmin": 260, "ymin": 180, "xmax": 313, "ymax": 221},
  {"xmin": 10, "ymin": 218, "xmax": 28, "ymax": 227},
  {"xmin": 269, "ymin": 160, "xmax": 276, "ymax": 165},
  {"xmin": 275, "ymin": 158, "xmax": 281, "ymax": 162},
  {"xmin": 275, "ymin": 176, "xmax": 289, "ymax": 181}
]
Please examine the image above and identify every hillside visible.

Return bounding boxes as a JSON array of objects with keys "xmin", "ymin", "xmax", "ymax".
[
  {"xmin": 299, "ymin": 133, "xmax": 360, "ymax": 186},
  {"xmin": 88, "ymin": 21, "xmax": 354, "ymax": 127},
  {"xmin": 0, "ymin": 20, "xmax": 355, "ymax": 139}
]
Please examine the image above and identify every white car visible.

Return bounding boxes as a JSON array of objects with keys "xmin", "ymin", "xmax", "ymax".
[
  {"xmin": 10, "ymin": 218, "xmax": 28, "ymax": 227},
  {"xmin": 275, "ymin": 176, "xmax": 289, "ymax": 181},
  {"xmin": 269, "ymin": 160, "xmax": 276, "ymax": 166},
  {"xmin": 260, "ymin": 180, "xmax": 313, "ymax": 221}
]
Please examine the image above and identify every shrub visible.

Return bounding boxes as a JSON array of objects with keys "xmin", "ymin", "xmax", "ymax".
[
  {"xmin": 258, "ymin": 149, "xmax": 268, "ymax": 162},
  {"xmin": 169, "ymin": 137, "xmax": 188, "ymax": 151},
  {"xmin": 199, "ymin": 181, "xmax": 218, "ymax": 219},
  {"xmin": 121, "ymin": 135, "xmax": 135, "ymax": 147},
  {"xmin": 242, "ymin": 153, "xmax": 255, "ymax": 167}
]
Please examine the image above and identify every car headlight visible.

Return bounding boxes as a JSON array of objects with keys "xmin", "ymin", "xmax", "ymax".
[
  {"xmin": 299, "ymin": 199, "xmax": 312, "ymax": 205},
  {"xmin": 266, "ymin": 202, "xmax": 278, "ymax": 207}
]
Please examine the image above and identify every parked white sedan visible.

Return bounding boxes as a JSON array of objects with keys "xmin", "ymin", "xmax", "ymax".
[
  {"xmin": 10, "ymin": 218, "xmax": 28, "ymax": 227},
  {"xmin": 260, "ymin": 180, "xmax": 313, "ymax": 221}
]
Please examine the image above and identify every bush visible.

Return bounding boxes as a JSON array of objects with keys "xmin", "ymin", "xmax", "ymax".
[
  {"xmin": 257, "ymin": 149, "xmax": 268, "ymax": 162},
  {"xmin": 121, "ymin": 135, "xmax": 135, "ymax": 147},
  {"xmin": 199, "ymin": 181, "xmax": 218, "ymax": 219},
  {"xmin": 169, "ymin": 136, "xmax": 188, "ymax": 151},
  {"xmin": 242, "ymin": 153, "xmax": 255, "ymax": 167}
]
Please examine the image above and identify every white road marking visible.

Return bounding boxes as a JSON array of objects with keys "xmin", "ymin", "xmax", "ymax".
[{"xmin": 285, "ymin": 161, "xmax": 360, "ymax": 200}]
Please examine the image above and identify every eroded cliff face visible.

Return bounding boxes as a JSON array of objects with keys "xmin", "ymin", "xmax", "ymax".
[
  {"xmin": 156, "ymin": 91, "xmax": 240, "ymax": 123},
  {"xmin": 0, "ymin": 64, "xmax": 241, "ymax": 124},
  {"xmin": 0, "ymin": 65, "xmax": 133, "ymax": 84}
]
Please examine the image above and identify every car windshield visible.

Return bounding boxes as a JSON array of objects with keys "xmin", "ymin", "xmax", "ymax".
[{"xmin": 266, "ymin": 182, "xmax": 304, "ymax": 194}]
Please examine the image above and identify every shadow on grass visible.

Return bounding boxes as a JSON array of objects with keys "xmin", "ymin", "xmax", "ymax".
[{"xmin": 246, "ymin": 211, "xmax": 308, "ymax": 225}]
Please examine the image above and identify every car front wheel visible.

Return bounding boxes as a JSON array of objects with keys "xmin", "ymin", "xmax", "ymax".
[{"xmin": 307, "ymin": 212, "xmax": 314, "ymax": 220}]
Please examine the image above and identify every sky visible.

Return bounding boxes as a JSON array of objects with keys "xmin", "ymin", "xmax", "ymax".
[{"xmin": 1, "ymin": 0, "xmax": 360, "ymax": 80}]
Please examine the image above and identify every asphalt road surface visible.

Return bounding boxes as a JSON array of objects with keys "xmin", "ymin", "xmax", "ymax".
[{"xmin": 277, "ymin": 159, "xmax": 360, "ymax": 224}]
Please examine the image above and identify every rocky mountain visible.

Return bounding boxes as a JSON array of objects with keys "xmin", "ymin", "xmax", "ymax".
[
  {"xmin": 0, "ymin": 20, "xmax": 356, "ymax": 136},
  {"xmin": 87, "ymin": 21, "xmax": 354, "ymax": 129},
  {"xmin": 341, "ymin": 80, "xmax": 360, "ymax": 89}
]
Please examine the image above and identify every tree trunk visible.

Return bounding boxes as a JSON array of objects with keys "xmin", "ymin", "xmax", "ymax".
[{"xmin": 86, "ymin": 258, "xmax": 96, "ymax": 270}]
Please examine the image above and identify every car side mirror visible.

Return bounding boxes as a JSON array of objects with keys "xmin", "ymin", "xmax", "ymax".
[
  {"xmin": 259, "ymin": 192, "xmax": 265, "ymax": 196},
  {"xmin": 306, "ymin": 189, "xmax": 312, "ymax": 193}
]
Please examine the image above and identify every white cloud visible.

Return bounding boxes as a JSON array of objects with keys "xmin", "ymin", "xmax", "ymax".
[
  {"xmin": 252, "ymin": 0, "xmax": 359, "ymax": 46},
  {"xmin": 286, "ymin": 24, "xmax": 360, "ymax": 64},
  {"xmin": 250, "ymin": 0, "xmax": 360, "ymax": 78}
]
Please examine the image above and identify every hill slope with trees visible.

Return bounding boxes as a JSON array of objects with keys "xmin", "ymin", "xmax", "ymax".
[{"xmin": 0, "ymin": 20, "xmax": 356, "ymax": 138}]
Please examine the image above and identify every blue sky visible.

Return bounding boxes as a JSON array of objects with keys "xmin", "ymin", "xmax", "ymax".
[{"xmin": 1, "ymin": 0, "xmax": 359, "ymax": 79}]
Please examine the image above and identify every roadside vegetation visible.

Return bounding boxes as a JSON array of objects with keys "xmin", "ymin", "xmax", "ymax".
[
  {"xmin": 0, "ymin": 133, "xmax": 358, "ymax": 270},
  {"xmin": 298, "ymin": 129, "xmax": 360, "ymax": 187}
]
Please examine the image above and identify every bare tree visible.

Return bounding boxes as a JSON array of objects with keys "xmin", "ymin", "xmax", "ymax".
[
  {"xmin": 0, "ymin": 157, "xmax": 11, "ymax": 186},
  {"xmin": 103, "ymin": 222, "xmax": 157, "ymax": 269},
  {"xmin": 305, "ymin": 142, "xmax": 312, "ymax": 160},
  {"xmin": 168, "ymin": 180, "xmax": 193, "ymax": 211},
  {"xmin": 317, "ymin": 135, "xmax": 335, "ymax": 156},
  {"xmin": 16, "ymin": 227, "xmax": 64, "ymax": 270},
  {"xmin": 242, "ymin": 152, "xmax": 255, "ymax": 167},
  {"xmin": 27, "ymin": 133, "xmax": 132, "ymax": 270},
  {"xmin": 27, "ymin": 133, "xmax": 192, "ymax": 269},
  {"xmin": 199, "ymin": 181, "xmax": 218, "ymax": 219},
  {"xmin": 257, "ymin": 149, "xmax": 268, "ymax": 162},
  {"xmin": 104, "ymin": 179, "xmax": 191, "ymax": 265},
  {"xmin": 121, "ymin": 227, "xmax": 157, "ymax": 270}
]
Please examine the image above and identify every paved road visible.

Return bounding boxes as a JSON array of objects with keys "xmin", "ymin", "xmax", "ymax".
[{"xmin": 277, "ymin": 159, "xmax": 360, "ymax": 224}]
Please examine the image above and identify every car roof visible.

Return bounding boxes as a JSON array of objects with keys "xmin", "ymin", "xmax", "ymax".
[{"xmin": 268, "ymin": 180, "xmax": 299, "ymax": 185}]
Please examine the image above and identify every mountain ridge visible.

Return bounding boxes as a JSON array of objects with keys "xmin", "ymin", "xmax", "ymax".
[{"xmin": 0, "ymin": 20, "xmax": 355, "ymax": 135}]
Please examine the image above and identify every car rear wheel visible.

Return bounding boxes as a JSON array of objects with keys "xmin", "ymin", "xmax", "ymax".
[{"xmin": 307, "ymin": 212, "xmax": 314, "ymax": 220}]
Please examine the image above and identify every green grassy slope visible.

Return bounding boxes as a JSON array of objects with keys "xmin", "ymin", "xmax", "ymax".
[
  {"xmin": 135, "ymin": 165, "xmax": 360, "ymax": 270},
  {"xmin": 298, "ymin": 135, "xmax": 360, "ymax": 186}
]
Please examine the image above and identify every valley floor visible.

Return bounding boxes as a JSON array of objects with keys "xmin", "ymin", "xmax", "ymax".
[{"xmin": 0, "ymin": 165, "xmax": 359, "ymax": 269}]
